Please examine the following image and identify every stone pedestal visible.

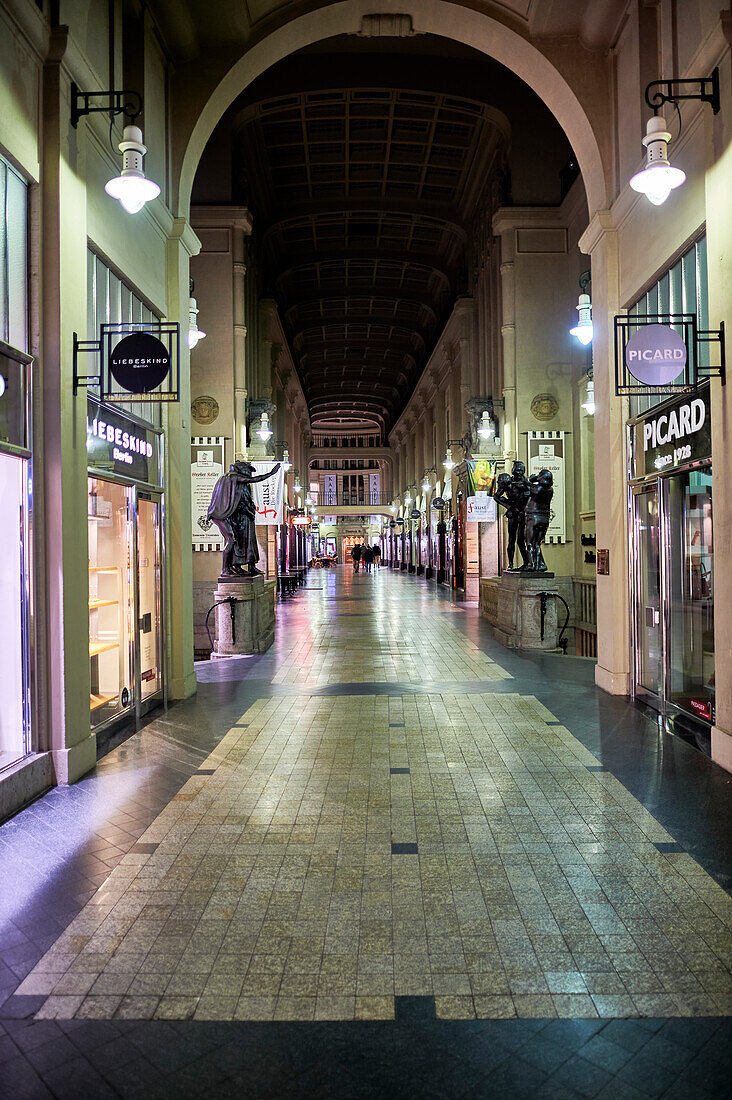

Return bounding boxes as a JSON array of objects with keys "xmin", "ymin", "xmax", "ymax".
[
  {"xmin": 480, "ymin": 572, "xmax": 573, "ymax": 651},
  {"xmin": 211, "ymin": 577, "xmax": 275, "ymax": 658}
]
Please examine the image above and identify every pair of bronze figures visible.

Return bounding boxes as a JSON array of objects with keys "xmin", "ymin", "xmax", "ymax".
[{"xmin": 493, "ymin": 461, "xmax": 554, "ymax": 572}]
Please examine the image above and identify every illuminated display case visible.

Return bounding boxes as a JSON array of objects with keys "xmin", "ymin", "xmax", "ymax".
[{"xmin": 87, "ymin": 397, "xmax": 164, "ymax": 732}]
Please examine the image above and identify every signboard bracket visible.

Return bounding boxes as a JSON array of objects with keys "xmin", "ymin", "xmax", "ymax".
[
  {"xmin": 73, "ymin": 322, "xmax": 181, "ymax": 403},
  {"xmin": 73, "ymin": 332, "xmax": 102, "ymax": 394},
  {"xmin": 614, "ymin": 314, "xmax": 725, "ymax": 396}
]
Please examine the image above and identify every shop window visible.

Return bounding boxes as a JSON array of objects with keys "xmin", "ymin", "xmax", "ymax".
[
  {"xmin": 0, "ymin": 155, "xmax": 30, "ymax": 772},
  {"xmin": 628, "ymin": 236, "xmax": 708, "ymax": 417},
  {"xmin": 88, "ymin": 478, "xmax": 134, "ymax": 726},
  {"xmin": 0, "ymin": 155, "xmax": 28, "ymax": 352}
]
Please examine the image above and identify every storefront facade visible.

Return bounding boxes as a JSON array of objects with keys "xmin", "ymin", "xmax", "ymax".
[{"xmin": 629, "ymin": 386, "xmax": 714, "ymax": 741}]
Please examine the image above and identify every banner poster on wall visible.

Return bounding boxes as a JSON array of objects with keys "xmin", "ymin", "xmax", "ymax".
[
  {"xmin": 467, "ymin": 493, "xmax": 496, "ymax": 522},
  {"xmin": 252, "ymin": 460, "xmax": 285, "ymax": 524},
  {"xmin": 323, "ymin": 474, "xmax": 337, "ymax": 506},
  {"xmin": 466, "ymin": 459, "xmax": 497, "ymax": 495},
  {"xmin": 466, "ymin": 459, "xmax": 497, "ymax": 522},
  {"xmin": 191, "ymin": 437, "xmax": 225, "ymax": 550},
  {"xmin": 527, "ymin": 431, "xmax": 565, "ymax": 542},
  {"xmin": 369, "ymin": 471, "xmax": 381, "ymax": 503}
]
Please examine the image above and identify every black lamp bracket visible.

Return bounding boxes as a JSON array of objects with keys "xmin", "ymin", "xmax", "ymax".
[
  {"xmin": 644, "ymin": 68, "xmax": 720, "ymax": 115},
  {"xmin": 71, "ymin": 82, "xmax": 143, "ymax": 128},
  {"xmin": 578, "ymin": 269, "xmax": 591, "ymax": 293}
]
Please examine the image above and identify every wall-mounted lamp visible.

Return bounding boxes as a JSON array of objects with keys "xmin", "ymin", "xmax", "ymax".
[
  {"xmin": 257, "ymin": 411, "xmax": 273, "ymax": 441},
  {"xmin": 187, "ymin": 279, "xmax": 206, "ymax": 349},
  {"xmin": 581, "ymin": 370, "xmax": 595, "ymax": 416},
  {"xmin": 630, "ymin": 69, "xmax": 719, "ymax": 205},
  {"xmin": 404, "ymin": 490, "xmax": 413, "ymax": 506},
  {"xmin": 293, "ymin": 474, "xmax": 302, "ymax": 494},
  {"xmin": 443, "ymin": 439, "xmax": 466, "ymax": 471},
  {"xmin": 477, "ymin": 411, "xmax": 495, "ymax": 440},
  {"xmin": 105, "ymin": 124, "xmax": 161, "ymax": 214},
  {"xmin": 273, "ymin": 441, "xmax": 291, "ymax": 470},
  {"xmin": 390, "ymin": 503, "xmax": 397, "ymax": 513},
  {"xmin": 72, "ymin": 83, "xmax": 160, "ymax": 214},
  {"xmin": 570, "ymin": 270, "xmax": 593, "ymax": 345}
]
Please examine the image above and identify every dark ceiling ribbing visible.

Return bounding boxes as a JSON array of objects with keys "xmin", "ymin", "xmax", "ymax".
[{"xmin": 233, "ymin": 87, "xmax": 504, "ymax": 433}]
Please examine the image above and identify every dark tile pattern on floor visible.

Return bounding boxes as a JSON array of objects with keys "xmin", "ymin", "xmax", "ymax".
[
  {"xmin": 0, "ymin": 1014, "xmax": 730, "ymax": 1098},
  {"xmin": 1, "ymin": 566, "xmax": 731, "ymax": 1097}
]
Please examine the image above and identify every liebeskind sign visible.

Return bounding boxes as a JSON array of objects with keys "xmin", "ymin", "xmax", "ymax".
[
  {"xmin": 625, "ymin": 324, "xmax": 687, "ymax": 387},
  {"xmin": 109, "ymin": 332, "xmax": 171, "ymax": 394}
]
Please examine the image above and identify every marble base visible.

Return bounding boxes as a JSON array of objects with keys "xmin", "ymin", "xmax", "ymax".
[
  {"xmin": 481, "ymin": 573, "xmax": 573, "ymax": 651},
  {"xmin": 211, "ymin": 577, "xmax": 275, "ymax": 657}
]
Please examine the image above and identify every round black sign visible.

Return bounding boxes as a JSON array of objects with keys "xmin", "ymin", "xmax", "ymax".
[
  {"xmin": 396, "ymin": 517, "xmax": 405, "ymax": 525},
  {"xmin": 410, "ymin": 508, "xmax": 421, "ymax": 520},
  {"xmin": 389, "ymin": 520, "xmax": 396, "ymax": 528},
  {"xmin": 110, "ymin": 332, "xmax": 171, "ymax": 394},
  {"xmin": 432, "ymin": 496, "xmax": 446, "ymax": 509}
]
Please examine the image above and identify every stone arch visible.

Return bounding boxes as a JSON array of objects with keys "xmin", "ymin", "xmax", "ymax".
[{"xmin": 176, "ymin": 1, "xmax": 609, "ymax": 220}]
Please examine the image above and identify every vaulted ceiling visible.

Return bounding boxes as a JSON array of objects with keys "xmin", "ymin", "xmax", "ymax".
[
  {"xmin": 194, "ymin": 38, "xmax": 574, "ymax": 437},
  {"xmin": 234, "ymin": 86, "xmax": 506, "ymax": 433}
]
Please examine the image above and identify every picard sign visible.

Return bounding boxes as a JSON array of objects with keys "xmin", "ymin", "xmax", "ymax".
[{"xmin": 631, "ymin": 387, "xmax": 711, "ymax": 479}]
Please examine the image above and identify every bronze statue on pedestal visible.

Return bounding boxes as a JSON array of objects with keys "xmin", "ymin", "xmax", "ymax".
[
  {"xmin": 493, "ymin": 461, "xmax": 554, "ymax": 573},
  {"xmin": 207, "ymin": 459, "xmax": 280, "ymax": 579}
]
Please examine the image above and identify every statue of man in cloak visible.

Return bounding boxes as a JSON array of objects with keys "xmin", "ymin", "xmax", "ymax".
[{"xmin": 207, "ymin": 459, "xmax": 280, "ymax": 578}]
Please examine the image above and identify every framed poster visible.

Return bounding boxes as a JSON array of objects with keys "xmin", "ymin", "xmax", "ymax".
[
  {"xmin": 527, "ymin": 430, "xmax": 566, "ymax": 543},
  {"xmin": 191, "ymin": 436, "xmax": 225, "ymax": 551}
]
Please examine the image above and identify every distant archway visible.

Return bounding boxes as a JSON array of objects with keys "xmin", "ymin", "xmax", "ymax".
[{"xmin": 177, "ymin": 1, "xmax": 608, "ymax": 220}]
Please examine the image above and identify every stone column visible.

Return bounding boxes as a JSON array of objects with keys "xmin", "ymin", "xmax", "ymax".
[
  {"xmin": 40, "ymin": 28, "xmax": 96, "ymax": 783},
  {"xmin": 579, "ymin": 211, "xmax": 629, "ymax": 696},
  {"xmin": 232, "ymin": 226, "xmax": 248, "ymax": 457},
  {"xmin": 706, "ymin": 77, "xmax": 732, "ymax": 767},
  {"xmin": 494, "ymin": 222, "xmax": 518, "ymax": 462},
  {"xmin": 165, "ymin": 218, "xmax": 201, "ymax": 700}
]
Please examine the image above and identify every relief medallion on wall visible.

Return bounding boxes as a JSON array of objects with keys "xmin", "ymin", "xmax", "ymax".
[
  {"xmin": 530, "ymin": 393, "xmax": 559, "ymax": 422},
  {"xmin": 191, "ymin": 395, "xmax": 220, "ymax": 425}
]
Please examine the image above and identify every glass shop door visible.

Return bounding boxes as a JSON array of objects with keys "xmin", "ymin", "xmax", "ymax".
[
  {"xmin": 632, "ymin": 482, "xmax": 663, "ymax": 708},
  {"xmin": 632, "ymin": 466, "xmax": 715, "ymax": 726},
  {"xmin": 665, "ymin": 467, "xmax": 714, "ymax": 723},
  {"xmin": 134, "ymin": 490, "xmax": 164, "ymax": 718}
]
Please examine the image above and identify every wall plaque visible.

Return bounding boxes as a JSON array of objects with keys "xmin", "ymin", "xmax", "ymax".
[
  {"xmin": 191, "ymin": 395, "xmax": 220, "ymax": 425},
  {"xmin": 597, "ymin": 549, "xmax": 610, "ymax": 575},
  {"xmin": 530, "ymin": 393, "xmax": 559, "ymax": 422}
]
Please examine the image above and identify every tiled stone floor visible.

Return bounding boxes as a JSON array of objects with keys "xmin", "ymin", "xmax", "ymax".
[{"xmin": 1, "ymin": 566, "xmax": 731, "ymax": 1096}]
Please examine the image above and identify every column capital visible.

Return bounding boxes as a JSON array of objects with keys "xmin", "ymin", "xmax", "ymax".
[{"xmin": 579, "ymin": 209, "xmax": 617, "ymax": 256}]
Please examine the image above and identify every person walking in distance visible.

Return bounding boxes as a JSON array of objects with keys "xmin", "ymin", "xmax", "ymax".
[
  {"xmin": 372, "ymin": 543, "xmax": 381, "ymax": 568},
  {"xmin": 351, "ymin": 542, "xmax": 362, "ymax": 573},
  {"xmin": 362, "ymin": 544, "xmax": 374, "ymax": 574}
]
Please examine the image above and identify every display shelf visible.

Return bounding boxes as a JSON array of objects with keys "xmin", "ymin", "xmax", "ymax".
[
  {"xmin": 90, "ymin": 692, "xmax": 117, "ymax": 712},
  {"xmin": 89, "ymin": 566, "xmax": 119, "ymax": 573},
  {"xmin": 89, "ymin": 598, "xmax": 118, "ymax": 610},
  {"xmin": 90, "ymin": 640, "xmax": 119, "ymax": 657}
]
